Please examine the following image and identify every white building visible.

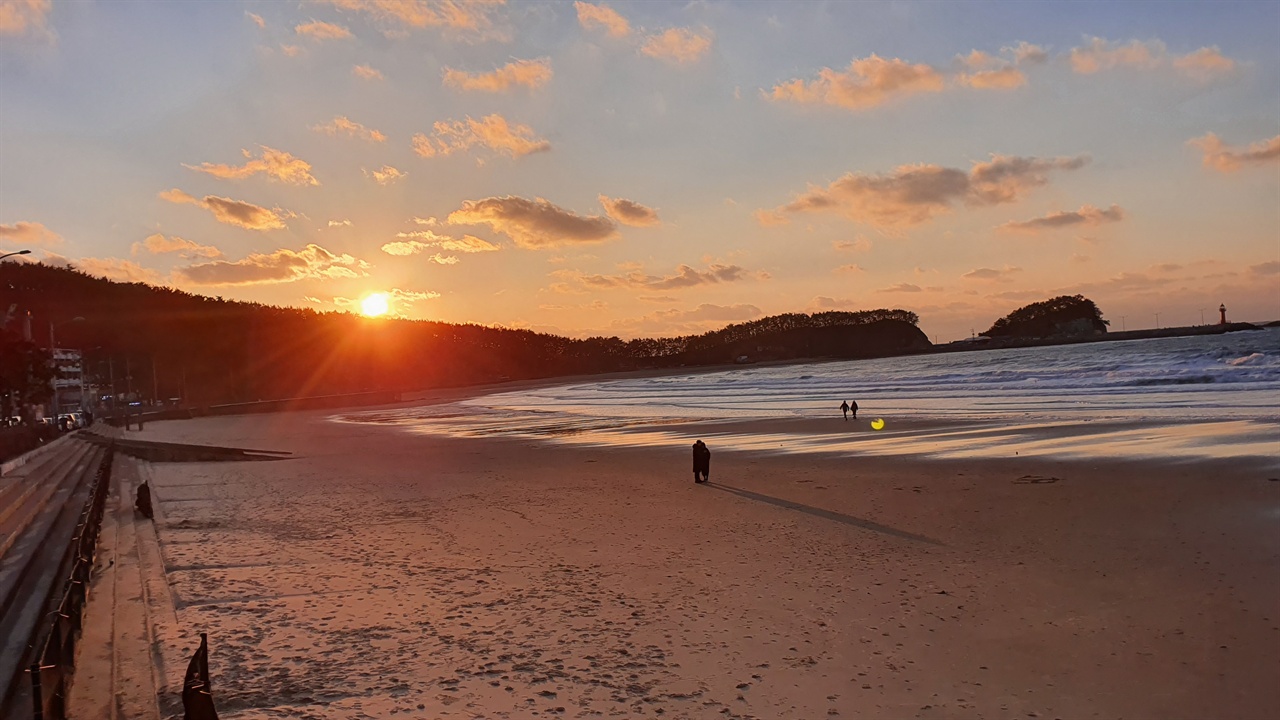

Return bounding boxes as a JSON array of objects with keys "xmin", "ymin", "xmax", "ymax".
[{"xmin": 51, "ymin": 347, "xmax": 86, "ymax": 413}]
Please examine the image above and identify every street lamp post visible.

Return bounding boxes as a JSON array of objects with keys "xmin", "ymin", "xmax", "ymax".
[{"xmin": 0, "ymin": 249, "xmax": 32, "ymax": 262}]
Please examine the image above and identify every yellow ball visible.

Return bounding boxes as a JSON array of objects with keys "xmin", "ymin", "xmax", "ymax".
[{"xmin": 870, "ymin": 418, "xmax": 885, "ymax": 430}]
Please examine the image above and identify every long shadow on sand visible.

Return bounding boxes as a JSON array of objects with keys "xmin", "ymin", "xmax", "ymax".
[{"xmin": 705, "ymin": 483, "xmax": 942, "ymax": 546}]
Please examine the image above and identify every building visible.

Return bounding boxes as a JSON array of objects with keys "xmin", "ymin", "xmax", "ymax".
[{"xmin": 51, "ymin": 347, "xmax": 87, "ymax": 413}]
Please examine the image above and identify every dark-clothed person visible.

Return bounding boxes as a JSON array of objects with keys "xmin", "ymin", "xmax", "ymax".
[
  {"xmin": 840, "ymin": 400, "xmax": 850, "ymax": 420},
  {"xmin": 850, "ymin": 400, "xmax": 858, "ymax": 419},
  {"xmin": 692, "ymin": 440, "xmax": 711, "ymax": 484}
]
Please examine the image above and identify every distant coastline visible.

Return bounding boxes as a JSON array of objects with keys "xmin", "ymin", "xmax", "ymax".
[{"xmin": 931, "ymin": 321, "xmax": 1268, "ymax": 354}]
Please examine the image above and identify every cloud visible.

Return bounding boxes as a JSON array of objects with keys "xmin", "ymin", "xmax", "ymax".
[
  {"xmin": 367, "ymin": 165, "xmax": 407, "ymax": 185},
  {"xmin": 42, "ymin": 253, "xmax": 165, "ymax": 284},
  {"xmin": 329, "ymin": 219, "xmax": 352, "ymax": 227},
  {"xmin": 174, "ymin": 244, "xmax": 369, "ymax": 285},
  {"xmin": 160, "ymin": 188, "xmax": 287, "ymax": 231},
  {"xmin": 442, "ymin": 58, "xmax": 552, "ymax": 92},
  {"xmin": 1008, "ymin": 41, "xmax": 1048, "ymax": 64},
  {"xmin": 806, "ymin": 296, "xmax": 861, "ymax": 311},
  {"xmin": 999, "ymin": 204, "xmax": 1125, "ymax": 233},
  {"xmin": 413, "ymin": 114, "xmax": 549, "ymax": 159},
  {"xmin": 390, "ymin": 287, "xmax": 440, "ymax": 303},
  {"xmin": 954, "ymin": 50, "xmax": 1027, "ymax": 89},
  {"xmin": 835, "ymin": 264, "xmax": 864, "ymax": 274},
  {"xmin": 962, "ymin": 265, "xmax": 1022, "ymax": 281},
  {"xmin": 448, "ymin": 196, "xmax": 616, "ymax": 249},
  {"xmin": 879, "ymin": 283, "xmax": 922, "ymax": 293},
  {"xmin": 1189, "ymin": 133, "xmax": 1280, "ymax": 173},
  {"xmin": 598, "ymin": 195, "xmax": 659, "ymax": 227},
  {"xmin": 567, "ymin": 263, "xmax": 750, "ymax": 291},
  {"xmin": 412, "ymin": 216, "xmax": 438, "ymax": 226},
  {"xmin": 0, "ymin": 0, "xmax": 51, "ymax": 38},
  {"xmin": 770, "ymin": 55, "xmax": 945, "ymax": 110},
  {"xmin": 574, "ymin": 1, "xmax": 629, "ymax": 38},
  {"xmin": 246, "ymin": 12, "xmax": 265, "ymax": 28},
  {"xmin": 296, "ymin": 20, "xmax": 351, "ymax": 40},
  {"xmin": 352, "ymin": 64, "xmax": 384, "ymax": 80},
  {"xmin": 130, "ymin": 233, "xmax": 222, "ymax": 259},
  {"xmin": 380, "ymin": 230, "xmax": 499, "ymax": 256},
  {"xmin": 185, "ymin": 146, "xmax": 318, "ymax": 186},
  {"xmin": 1069, "ymin": 37, "xmax": 1235, "ymax": 79},
  {"xmin": 760, "ymin": 154, "xmax": 1088, "ymax": 229},
  {"xmin": 0, "ymin": 220, "xmax": 62, "ymax": 246},
  {"xmin": 641, "ymin": 28, "xmax": 713, "ymax": 64},
  {"xmin": 638, "ymin": 295, "xmax": 677, "ymax": 303},
  {"xmin": 313, "ymin": 116, "xmax": 387, "ymax": 143},
  {"xmin": 833, "ymin": 236, "xmax": 872, "ymax": 252},
  {"xmin": 321, "ymin": 0, "xmax": 501, "ymax": 32},
  {"xmin": 1250, "ymin": 261, "xmax": 1280, "ymax": 276},
  {"xmin": 280, "ymin": 44, "xmax": 302, "ymax": 57},
  {"xmin": 428, "ymin": 254, "xmax": 459, "ymax": 265}
]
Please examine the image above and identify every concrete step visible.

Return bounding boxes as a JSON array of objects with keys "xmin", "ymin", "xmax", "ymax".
[
  {"xmin": 0, "ymin": 444, "xmax": 105, "ymax": 714},
  {"xmin": 0, "ymin": 441, "xmax": 95, "ymax": 561}
]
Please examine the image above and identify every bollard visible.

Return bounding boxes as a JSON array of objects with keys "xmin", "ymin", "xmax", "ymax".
[{"xmin": 29, "ymin": 663, "xmax": 43, "ymax": 720}]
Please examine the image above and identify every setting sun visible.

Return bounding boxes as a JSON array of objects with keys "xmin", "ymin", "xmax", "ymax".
[{"xmin": 360, "ymin": 292, "xmax": 389, "ymax": 318}]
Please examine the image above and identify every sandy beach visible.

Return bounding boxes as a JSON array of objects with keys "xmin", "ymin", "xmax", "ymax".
[{"xmin": 69, "ymin": 396, "xmax": 1280, "ymax": 720}]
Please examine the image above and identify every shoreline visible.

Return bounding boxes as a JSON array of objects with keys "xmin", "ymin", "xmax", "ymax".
[{"xmin": 77, "ymin": 407, "xmax": 1280, "ymax": 718}]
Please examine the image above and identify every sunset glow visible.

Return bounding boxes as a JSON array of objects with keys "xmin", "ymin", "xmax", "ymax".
[
  {"xmin": 360, "ymin": 292, "xmax": 389, "ymax": 318},
  {"xmin": 0, "ymin": 2, "xmax": 1275, "ymax": 340}
]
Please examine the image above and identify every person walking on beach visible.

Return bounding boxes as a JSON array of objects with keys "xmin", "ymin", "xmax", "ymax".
[
  {"xmin": 692, "ymin": 440, "xmax": 711, "ymax": 484},
  {"xmin": 849, "ymin": 400, "xmax": 858, "ymax": 419},
  {"xmin": 840, "ymin": 400, "xmax": 850, "ymax": 420}
]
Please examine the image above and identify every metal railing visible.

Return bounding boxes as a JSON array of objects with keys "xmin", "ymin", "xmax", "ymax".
[{"xmin": 25, "ymin": 442, "xmax": 113, "ymax": 720}]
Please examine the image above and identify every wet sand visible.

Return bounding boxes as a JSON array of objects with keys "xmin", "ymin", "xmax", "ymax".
[{"xmin": 111, "ymin": 407, "xmax": 1279, "ymax": 719}]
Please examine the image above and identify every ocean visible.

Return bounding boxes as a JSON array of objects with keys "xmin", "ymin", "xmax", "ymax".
[{"xmin": 339, "ymin": 328, "xmax": 1280, "ymax": 467}]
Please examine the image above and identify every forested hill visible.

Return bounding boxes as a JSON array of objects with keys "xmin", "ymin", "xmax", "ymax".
[{"xmin": 1, "ymin": 263, "xmax": 929, "ymax": 404}]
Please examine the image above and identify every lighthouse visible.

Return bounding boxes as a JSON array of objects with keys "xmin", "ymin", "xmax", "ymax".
[{"xmin": 1219, "ymin": 304, "xmax": 1227, "ymax": 325}]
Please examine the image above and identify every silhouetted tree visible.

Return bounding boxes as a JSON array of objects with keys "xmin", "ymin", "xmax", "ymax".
[{"xmin": 985, "ymin": 295, "xmax": 1108, "ymax": 338}]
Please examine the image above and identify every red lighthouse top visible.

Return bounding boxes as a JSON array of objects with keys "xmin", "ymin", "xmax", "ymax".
[{"xmin": 1219, "ymin": 304, "xmax": 1227, "ymax": 325}]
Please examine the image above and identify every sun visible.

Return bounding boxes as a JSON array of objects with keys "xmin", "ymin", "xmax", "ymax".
[{"xmin": 360, "ymin": 292, "xmax": 390, "ymax": 317}]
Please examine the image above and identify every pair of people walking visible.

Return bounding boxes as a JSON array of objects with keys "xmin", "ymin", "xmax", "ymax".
[
  {"xmin": 840, "ymin": 399, "xmax": 858, "ymax": 420},
  {"xmin": 691, "ymin": 439, "xmax": 711, "ymax": 484}
]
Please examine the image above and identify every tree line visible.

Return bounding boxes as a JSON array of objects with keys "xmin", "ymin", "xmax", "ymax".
[{"xmin": 0, "ymin": 263, "xmax": 924, "ymax": 407}]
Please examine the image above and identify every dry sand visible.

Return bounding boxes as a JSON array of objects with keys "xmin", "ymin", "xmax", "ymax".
[{"xmin": 90, "ymin": 405, "xmax": 1279, "ymax": 719}]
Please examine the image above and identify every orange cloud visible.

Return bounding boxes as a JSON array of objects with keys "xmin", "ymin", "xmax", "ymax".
[
  {"xmin": 1070, "ymin": 37, "xmax": 1235, "ymax": 79},
  {"xmin": 1189, "ymin": 133, "xmax": 1280, "ymax": 173},
  {"xmin": 954, "ymin": 51, "xmax": 1026, "ymax": 89},
  {"xmin": 879, "ymin": 283, "xmax": 922, "ymax": 293},
  {"xmin": 641, "ymin": 28, "xmax": 713, "ymax": 64},
  {"xmin": 130, "ymin": 233, "xmax": 222, "ymax": 259},
  {"xmin": 246, "ymin": 12, "xmax": 265, "ymax": 28},
  {"xmin": 442, "ymin": 58, "xmax": 552, "ymax": 92},
  {"xmin": 574, "ymin": 1, "xmax": 629, "ymax": 38},
  {"xmin": 381, "ymin": 231, "xmax": 498, "ymax": 256},
  {"xmin": 352, "ymin": 64, "xmax": 384, "ymax": 80},
  {"xmin": 42, "ymin": 252, "xmax": 165, "ymax": 284},
  {"xmin": 760, "ymin": 154, "xmax": 1088, "ymax": 229},
  {"xmin": 999, "ymin": 204, "xmax": 1124, "ymax": 233},
  {"xmin": 771, "ymin": 54, "xmax": 945, "ymax": 110},
  {"xmin": 321, "ymin": 0, "xmax": 502, "ymax": 31},
  {"xmin": 313, "ymin": 116, "xmax": 387, "ymax": 143},
  {"xmin": 367, "ymin": 165, "xmax": 407, "ymax": 185},
  {"xmin": 159, "ymin": 188, "xmax": 287, "ymax": 231},
  {"xmin": 185, "ymin": 146, "xmax": 318, "ymax": 186},
  {"xmin": 565, "ymin": 263, "xmax": 750, "ymax": 291},
  {"xmin": 962, "ymin": 266, "xmax": 1022, "ymax": 282},
  {"xmin": 448, "ymin": 196, "xmax": 617, "ymax": 249},
  {"xmin": 412, "ymin": 114, "xmax": 549, "ymax": 159},
  {"xmin": 598, "ymin": 196, "xmax": 659, "ymax": 227},
  {"xmin": 0, "ymin": 0, "xmax": 50, "ymax": 38},
  {"xmin": 296, "ymin": 20, "xmax": 351, "ymax": 40},
  {"xmin": 174, "ymin": 244, "xmax": 369, "ymax": 285},
  {"xmin": 0, "ymin": 220, "xmax": 62, "ymax": 246}
]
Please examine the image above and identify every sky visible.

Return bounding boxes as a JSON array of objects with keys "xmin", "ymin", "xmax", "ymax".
[{"xmin": 1, "ymin": 0, "xmax": 1277, "ymax": 342}]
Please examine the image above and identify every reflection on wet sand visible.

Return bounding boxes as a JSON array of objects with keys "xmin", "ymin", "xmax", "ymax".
[{"xmin": 337, "ymin": 405, "xmax": 1279, "ymax": 467}]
